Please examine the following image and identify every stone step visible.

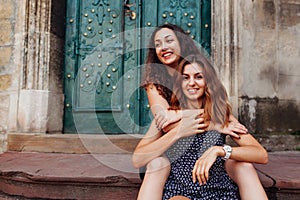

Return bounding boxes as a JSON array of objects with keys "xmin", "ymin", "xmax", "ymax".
[
  {"xmin": 0, "ymin": 152, "xmax": 299, "ymax": 200},
  {"xmin": 254, "ymin": 151, "xmax": 300, "ymax": 200},
  {"xmin": 7, "ymin": 133, "xmax": 141, "ymax": 154},
  {"xmin": 0, "ymin": 152, "xmax": 140, "ymax": 200},
  {"xmin": 7, "ymin": 133, "xmax": 300, "ymax": 154}
]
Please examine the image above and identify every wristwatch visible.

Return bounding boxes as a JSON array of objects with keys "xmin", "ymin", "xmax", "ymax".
[{"xmin": 222, "ymin": 144, "xmax": 232, "ymax": 160}]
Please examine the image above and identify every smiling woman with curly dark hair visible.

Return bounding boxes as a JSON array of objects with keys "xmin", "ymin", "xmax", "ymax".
[{"xmin": 141, "ymin": 23, "xmax": 202, "ymax": 103}]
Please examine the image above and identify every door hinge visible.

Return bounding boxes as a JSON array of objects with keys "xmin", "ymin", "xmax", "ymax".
[{"xmin": 74, "ymin": 41, "xmax": 79, "ymax": 55}]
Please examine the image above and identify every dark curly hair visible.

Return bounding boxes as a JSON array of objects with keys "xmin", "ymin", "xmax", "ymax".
[{"xmin": 141, "ymin": 23, "xmax": 202, "ymax": 103}]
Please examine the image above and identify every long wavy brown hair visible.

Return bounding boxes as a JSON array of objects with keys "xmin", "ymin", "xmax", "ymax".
[
  {"xmin": 170, "ymin": 54, "xmax": 232, "ymax": 127},
  {"xmin": 141, "ymin": 24, "xmax": 202, "ymax": 103}
]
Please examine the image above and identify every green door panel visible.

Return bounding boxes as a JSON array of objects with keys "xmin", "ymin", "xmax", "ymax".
[
  {"xmin": 64, "ymin": 0, "xmax": 211, "ymax": 134},
  {"xmin": 64, "ymin": 0, "xmax": 142, "ymax": 134},
  {"xmin": 76, "ymin": 0, "xmax": 123, "ymax": 110}
]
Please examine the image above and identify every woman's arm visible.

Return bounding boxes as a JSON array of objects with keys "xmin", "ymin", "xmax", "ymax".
[
  {"xmin": 204, "ymin": 134, "xmax": 268, "ymax": 164},
  {"xmin": 146, "ymin": 85, "xmax": 247, "ymax": 137},
  {"xmin": 132, "ymin": 114, "xmax": 205, "ymax": 168},
  {"xmin": 146, "ymin": 85, "xmax": 204, "ymax": 129},
  {"xmin": 192, "ymin": 133, "xmax": 268, "ymax": 184},
  {"xmin": 132, "ymin": 120, "xmax": 167, "ymax": 168},
  {"xmin": 146, "ymin": 85, "xmax": 183, "ymax": 129},
  {"xmin": 209, "ymin": 121, "xmax": 248, "ymax": 139},
  {"xmin": 146, "ymin": 85, "xmax": 171, "ymax": 117},
  {"xmin": 227, "ymin": 134, "xmax": 268, "ymax": 164}
]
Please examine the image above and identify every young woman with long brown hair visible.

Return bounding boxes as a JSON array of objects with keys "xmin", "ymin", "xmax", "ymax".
[{"xmin": 133, "ymin": 24, "xmax": 268, "ymax": 200}]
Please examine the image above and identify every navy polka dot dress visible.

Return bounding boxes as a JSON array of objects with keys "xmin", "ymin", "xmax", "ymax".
[{"xmin": 163, "ymin": 130, "xmax": 240, "ymax": 200}]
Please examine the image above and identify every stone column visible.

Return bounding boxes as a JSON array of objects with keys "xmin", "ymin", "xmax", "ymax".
[
  {"xmin": 16, "ymin": 0, "xmax": 64, "ymax": 133},
  {"xmin": 211, "ymin": 0, "xmax": 240, "ymax": 116}
]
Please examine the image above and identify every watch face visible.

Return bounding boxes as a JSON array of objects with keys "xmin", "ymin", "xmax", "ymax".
[
  {"xmin": 222, "ymin": 145, "xmax": 232, "ymax": 160},
  {"xmin": 224, "ymin": 145, "xmax": 232, "ymax": 153},
  {"xmin": 225, "ymin": 146, "xmax": 231, "ymax": 151}
]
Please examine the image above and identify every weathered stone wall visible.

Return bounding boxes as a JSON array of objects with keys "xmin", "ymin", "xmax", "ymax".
[
  {"xmin": 0, "ymin": 0, "xmax": 18, "ymax": 152},
  {"xmin": 238, "ymin": 0, "xmax": 300, "ymax": 137},
  {"xmin": 0, "ymin": 0, "xmax": 65, "ymax": 152}
]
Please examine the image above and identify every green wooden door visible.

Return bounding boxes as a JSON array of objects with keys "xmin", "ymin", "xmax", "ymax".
[{"xmin": 64, "ymin": 0, "xmax": 211, "ymax": 134}]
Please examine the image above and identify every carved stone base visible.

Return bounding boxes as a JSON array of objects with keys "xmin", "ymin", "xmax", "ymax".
[{"xmin": 17, "ymin": 90, "xmax": 63, "ymax": 133}]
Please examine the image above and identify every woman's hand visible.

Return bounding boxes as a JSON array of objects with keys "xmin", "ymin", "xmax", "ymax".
[
  {"xmin": 155, "ymin": 110, "xmax": 182, "ymax": 130},
  {"xmin": 155, "ymin": 109, "xmax": 205, "ymax": 131},
  {"xmin": 216, "ymin": 122, "xmax": 248, "ymax": 139},
  {"xmin": 192, "ymin": 146, "xmax": 221, "ymax": 185},
  {"xmin": 175, "ymin": 113, "xmax": 208, "ymax": 139}
]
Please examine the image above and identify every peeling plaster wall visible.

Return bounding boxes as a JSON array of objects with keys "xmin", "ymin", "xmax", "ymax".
[
  {"xmin": 0, "ymin": 0, "xmax": 19, "ymax": 152},
  {"xmin": 0, "ymin": 0, "xmax": 65, "ymax": 152},
  {"xmin": 238, "ymin": 0, "xmax": 300, "ymax": 135}
]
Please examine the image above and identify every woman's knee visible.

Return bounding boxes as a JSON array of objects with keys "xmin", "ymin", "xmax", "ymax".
[
  {"xmin": 226, "ymin": 160, "xmax": 259, "ymax": 183},
  {"xmin": 226, "ymin": 160, "xmax": 255, "ymax": 173},
  {"xmin": 146, "ymin": 156, "xmax": 170, "ymax": 172},
  {"xmin": 226, "ymin": 160, "xmax": 256, "ymax": 177},
  {"xmin": 235, "ymin": 162, "xmax": 255, "ymax": 174}
]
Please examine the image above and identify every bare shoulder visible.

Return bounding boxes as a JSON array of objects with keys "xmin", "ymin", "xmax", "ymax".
[
  {"xmin": 145, "ymin": 84, "xmax": 169, "ymax": 111},
  {"xmin": 145, "ymin": 83, "xmax": 159, "ymax": 93}
]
